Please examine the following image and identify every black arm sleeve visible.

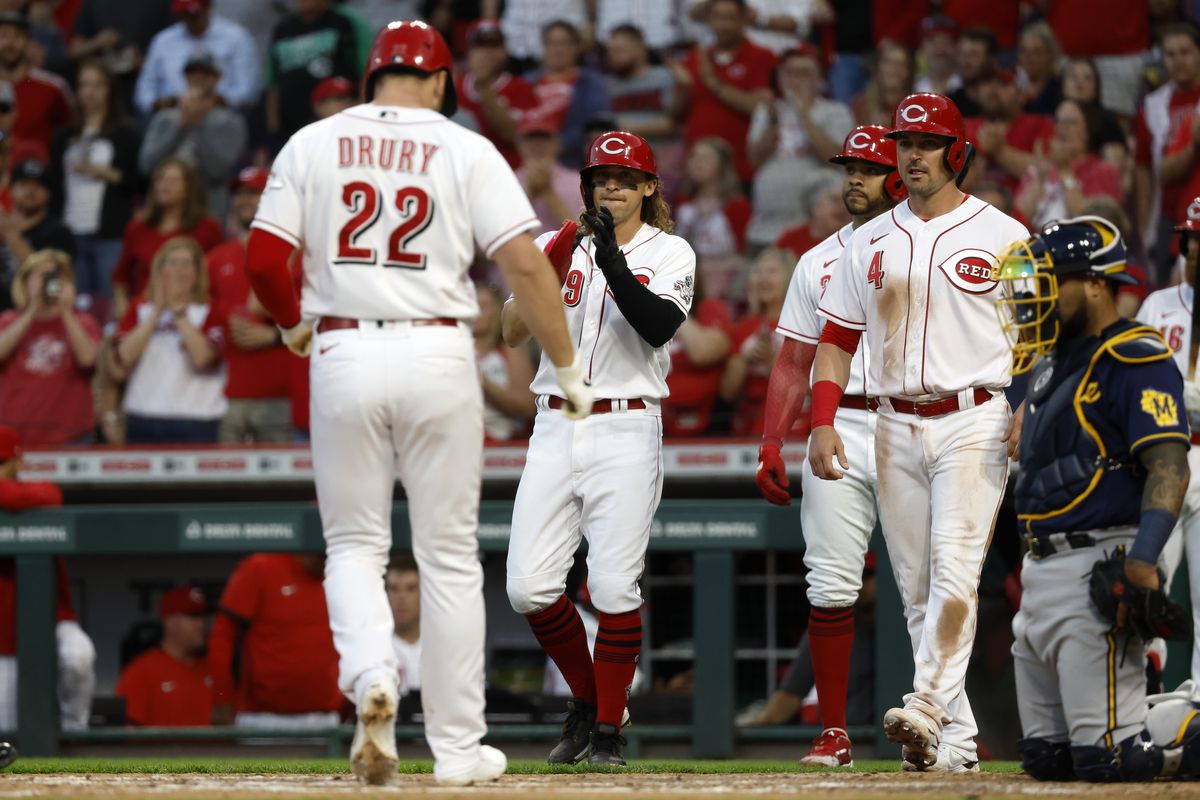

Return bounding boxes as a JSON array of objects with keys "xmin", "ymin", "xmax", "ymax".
[{"xmin": 603, "ymin": 263, "xmax": 686, "ymax": 347}]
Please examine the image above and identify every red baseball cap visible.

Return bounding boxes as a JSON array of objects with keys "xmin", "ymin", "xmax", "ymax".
[
  {"xmin": 171, "ymin": 0, "xmax": 209, "ymax": 16},
  {"xmin": 466, "ymin": 19, "xmax": 505, "ymax": 47},
  {"xmin": 0, "ymin": 426, "xmax": 19, "ymax": 461},
  {"xmin": 518, "ymin": 111, "xmax": 557, "ymax": 137},
  {"xmin": 310, "ymin": 76, "xmax": 355, "ymax": 109},
  {"xmin": 160, "ymin": 586, "xmax": 207, "ymax": 617},
  {"xmin": 230, "ymin": 165, "xmax": 269, "ymax": 193}
]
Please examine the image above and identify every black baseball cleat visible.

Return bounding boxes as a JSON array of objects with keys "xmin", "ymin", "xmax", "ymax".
[
  {"xmin": 587, "ymin": 723, "xmax": 627, "ymax": 766},
  {"xmin": 547, "ymin": 699, "xmax": 597, "ymax": 764},
  {"xmin": 0, "ymin": 741, "xmax": 16, "ymax": 769}
]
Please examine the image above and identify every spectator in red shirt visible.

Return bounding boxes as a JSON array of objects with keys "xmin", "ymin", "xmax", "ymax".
[
  {"xmin": 474, "ymin": 283, "xmax": 535, "ymax": 443},
  {"xmin": 111, "ymin": 155, "xmax": 223, "ymax": 318},
  {"xmin": 967, "ymin": 68, "xmax": 1055, "ymax": 192},
  {"xmin": 207, "ymin": 553, "xmax": 343, "ymax": 729},
  {"xmin": 0, "ymin": 249, "xmax": 99, "ymax": 444},
  {"xmin": 310, "ymin": 76, "xmax": 355, "ymax": 121},
  {"xmin": 1016, "ymin": 22, "xmax": 1064, "ymax": 117},
  {"xmin": 947, "ymin": 26, "xmax": 998, "ymax": 119},
  {"xmin": 0, "ymin": 10, "xmax": 71, "ymax": 157},
  {"xmin": 115, "ymin": 586, "xmax": 213, "ymax": 727},
  {"xmin": 1136, "ymin": 23, "xmax": 1200, "ymax": 284},
  {"xmin": 663, "ymin": 269, "xmax": 732, "ymax": 437},
  {"xmin": 674, "ymin": 136, "xmax": 752, "ymax": 301},
  {"xmin": 1044, "ymin": 0, "xmax": 1150, "ymax": 118},
  {"xmin": 456, "ymin": 19, "xmax": 537, "ymax": 169},
  {"xmin": 720, "ymin": 247, "xmax": 795, "ymax": 437},
  {"xmin": 209, "ymin": 167, "xmax": 293, "ymax": 444},
  {"xmin": 111, "ymin": 236, "xmax": 226, "ymax": 444},
  {"xmin": 526, "ymin": 20, "xmax": 611, "ymax": 169},
  {"xmin": 0, "ymin": 426, "xmax": 95, "ymax": 732},
  {"xmin": 774, "ymin": 176, "xmax": 851, "ymax": 265},
  {"xmin": 1016, "ymin": 99, "xmax": 1125, "ymax": 229},
  {"xmin": 671, "ymin": 0, "xmax": 776, "ymax": 183},
  {"xmin": 853, "ymin": 39, "xmax": 915, "ymax": 127}
]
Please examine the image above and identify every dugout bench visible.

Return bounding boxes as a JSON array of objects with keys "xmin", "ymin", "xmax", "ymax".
[{"xmin": 3, "ymin": 500, "xmax": 914, "ymax": 757}]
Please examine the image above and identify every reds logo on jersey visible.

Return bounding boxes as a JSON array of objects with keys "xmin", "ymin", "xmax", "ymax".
[{"xmin": 938, "ymin": 249, "xmax": 998, "ymax": 295}]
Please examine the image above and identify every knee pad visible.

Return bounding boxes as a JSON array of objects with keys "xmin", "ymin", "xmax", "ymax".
[
  {"xmin": 584, "ymin": 571, "xmax": 641, "ymax": 615},
  {"xmin": 1146, "ymin": 695, "xmax": 1200, "ymax": 778},
  {"xmin": 1072, "ymin": 733, "xmax": 1163, "ymax": 783},
  {"xmin": 1018, "ymin": 737, "xmax": 1073, "ymax": 781},
  {"xmin": 505, "ymin": 574, "xmax": 559, "ymax": 615}
]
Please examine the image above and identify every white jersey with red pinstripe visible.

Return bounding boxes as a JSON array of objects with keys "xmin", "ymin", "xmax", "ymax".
[
  {"xmin": 527, "ymin": 223, "xmax": 696, "ymax": 400},
  {"xmin": 776, "ymin": 222, "xmax": 869, "ymax": 396},
  {"xmin": 818, "ymin": 195, "xmax": 1028, "ymax": 399},
  {"xmin": 252, "ymin": 103, "xmax": 539, "ymax": 323}
]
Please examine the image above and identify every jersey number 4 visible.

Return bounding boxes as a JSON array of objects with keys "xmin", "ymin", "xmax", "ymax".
[
  {"xmin": 335, "ymin": 181, "xmax": 433, "ymax": 269},
  {"xmin": 866, "ymin": 251, "xmax": 885, "ymax": 290}
]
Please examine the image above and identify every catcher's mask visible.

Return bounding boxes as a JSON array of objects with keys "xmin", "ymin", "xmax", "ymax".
[{"xmin": 993, "ymin": 215, "xmax": 1134, "ymax": 375}]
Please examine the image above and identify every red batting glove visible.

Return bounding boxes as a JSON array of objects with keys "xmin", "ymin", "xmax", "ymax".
[{"xmin": 756, "ymin": 441, "xmax": 791, "ymax": 506}]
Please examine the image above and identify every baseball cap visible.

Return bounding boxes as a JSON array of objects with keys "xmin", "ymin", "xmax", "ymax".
[
  {"xmin": 518, "ymin": 111, "xmax": 557, "ymax": 137},
  {"xmin": 981, "ymin": 66, "xmax": 1015, "ymax": 85},
  {"xmin": 230, "ymin": 165, "xmax": 269, "ymax": 193},
  {"xmin": 11, "ymin": 159, "xmax": 49, "ymax": 187},
  {"xmin": 160, "ymin": 586, "xmax": 208, "ymax": 618},
  {"xmin": 0, "ymin": 10, "xmax": 28, "ymax": 31},
  {"xmin": 171, "ymin": 0, "xmax": 209, "ymax": 17},
  {"xmin": 0, "ymin": 426, "xmax": 20, "ymax": 461},
  {"xmin": 310, "ymin": 76, "xmax": 355, "ymax": 109},
  {"xmin": 921, "ymin": 14, "xmax": 957, "ymax": 39},
  {"xmin": 183, "ymin": 50, "xmax": 220, "ymax": 75},
  {"xmin": 467, "ymin": 19, "xmax": 505, "ymax": 47}
]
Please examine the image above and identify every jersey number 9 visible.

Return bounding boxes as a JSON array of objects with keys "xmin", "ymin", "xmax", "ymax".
[
  {"xmin": 335, "ymin": 181, "xmax": 434, "ymax": 269},
  {"xmin": 563, "ymin": 269, "xmax": 584, "ymax": 306}
]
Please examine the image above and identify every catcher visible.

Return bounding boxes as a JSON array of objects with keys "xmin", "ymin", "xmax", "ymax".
[{"xmin": 995, "ymin": 216, "xmax": 1200, "ymax": 782}]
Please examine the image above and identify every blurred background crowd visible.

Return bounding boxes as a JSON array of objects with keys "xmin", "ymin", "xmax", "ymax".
[{"xmin": 0, "ymin": 0, "xmax": 1194, "ymax": 449}]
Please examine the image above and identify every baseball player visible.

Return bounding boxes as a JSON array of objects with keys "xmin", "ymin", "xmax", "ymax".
[
  {"xmin": 1138, "ymin": 197, "xmax": 1200, "ymax": 685},
  {"xmin": 755, "ymin": 124, "xmax": 907, "ymax": 767},
  {"xmin": 809, "ymin": 93, "xmax": 1028, "ymax": 772},
  {"xmin": 502, "ymin": 131, "xmax": 696, "ymax": 766},
  {"xmin": 995, "ymin": 216, "xmax": 1200, "ymax": 781},
  {"xmin": 242, "ymin": 20, "xmax": 593, "ymax": 787}
]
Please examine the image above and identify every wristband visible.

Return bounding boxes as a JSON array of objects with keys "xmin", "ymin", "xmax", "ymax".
[
  {"xmin": 1129, "ymin": 508, "xmax": 1177, "ymax": 565},
  {"xmin": 810, "ymin": 380, "xmax": 844, "ymax": 429}
]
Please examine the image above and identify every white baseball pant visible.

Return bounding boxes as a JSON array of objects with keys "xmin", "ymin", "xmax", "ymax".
[
  {"xmin": 873, "ymin": 396, "xmax": 1010, "ymax": 763},
  {"xmin": 801, "ymin": 407, "xmax": 878, "ymax": 608},
  {"xmin": 0, "ymin": 619, "xmax": 95, "ymax": 731},
  {"xmin": 310, "ymin": 321, "xmax": 487, "ymax": 775}
]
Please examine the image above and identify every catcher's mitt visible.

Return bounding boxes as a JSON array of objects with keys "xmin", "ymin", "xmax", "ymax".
[{"xmin": 1089, "ymin": 548, "xmax": 1192, "ymax": 641}]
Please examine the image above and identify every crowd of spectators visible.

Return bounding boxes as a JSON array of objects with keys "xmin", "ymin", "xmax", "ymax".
[{"xmin": 0, "ymin": 0, "xmax": 1192, "ymax": 446}]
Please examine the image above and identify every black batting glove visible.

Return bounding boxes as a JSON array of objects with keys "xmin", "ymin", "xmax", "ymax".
[{"xmin": 582, "ymin": 206, "xmax": 627, "ymax": 275}]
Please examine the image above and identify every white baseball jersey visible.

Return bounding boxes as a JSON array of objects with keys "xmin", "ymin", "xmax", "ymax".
[
  {"xmin": 1138, "ymin": 282, "xmax": 1194, "ymax": 375},
  {"xmin": 527, "ymin": 223, "xmax": 696, "ymax": 399},
  {"xmin": 776, "ymin": 222, "xmax": 869, "ymax": 397},
  {"xmin": 252, "ymin": 104, "xmax": 539, "ymax": 322},
  {"xmin": 818, "ymin": 195, "xmax": 1028, "ymax": 398}
]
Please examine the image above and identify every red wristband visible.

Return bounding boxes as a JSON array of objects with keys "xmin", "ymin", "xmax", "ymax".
[{"xmin": 811, "ymin": 380, "xmax": 844, "ymax": 428}]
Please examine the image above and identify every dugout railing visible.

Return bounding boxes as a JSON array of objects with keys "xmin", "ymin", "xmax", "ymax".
[{"xmin": 0, "ymin": 499, "xmax": 908, "ymax": 758}]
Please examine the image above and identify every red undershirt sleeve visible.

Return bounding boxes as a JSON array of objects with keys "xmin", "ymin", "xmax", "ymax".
[{"xmin": 244, "ymin": 228, "xmax": 301, "ymax": 329}]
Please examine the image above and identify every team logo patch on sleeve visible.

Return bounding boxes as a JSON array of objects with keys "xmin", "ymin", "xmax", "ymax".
[
  {"xmin": 675, "ymin": 274, "xmax": 694, "ymax": 305},
  {"xmin": 937, "ymin": 249, "xmax": 998, "ymax": 294},
  {"xmin": 1141, "ymin": 389, "xmax": 1180, "ymax": 427}
]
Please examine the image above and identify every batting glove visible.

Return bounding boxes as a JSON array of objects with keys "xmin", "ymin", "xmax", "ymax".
[
  {"xmin": 756, "ymin": 442, "xmax": 791, "ymax": 506},
  {"xmin": 555, "ymin": 352, "xmax": 594, "ymax": 420},
  {"xmin": 280, "ymin": 320, "xmax": 314, "ymax": 357}
]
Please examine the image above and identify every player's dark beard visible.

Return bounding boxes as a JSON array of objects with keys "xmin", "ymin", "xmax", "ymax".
[{"xmin": 1057, "ymin": 304, "xmax": 1089, "ymax": 343}]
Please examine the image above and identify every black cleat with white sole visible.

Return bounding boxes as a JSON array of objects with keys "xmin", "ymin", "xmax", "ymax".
[
  {"xmin": 547, "ymin": 699, "xmax": 597, "ymax": 764},
  {"xmin": 587, "ymin": 723, "xmax": 627, "ymax": 766}
]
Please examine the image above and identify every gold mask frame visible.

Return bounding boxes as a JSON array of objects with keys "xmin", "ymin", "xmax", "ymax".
[{"xmin": 993, "ymin": 237, "xmax": 1060, "ymax": 376}]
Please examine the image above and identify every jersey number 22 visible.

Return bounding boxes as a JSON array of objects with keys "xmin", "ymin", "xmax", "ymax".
[{"xmin": 335, "ymin": 181, "xmax": 433, "ymax": 269}]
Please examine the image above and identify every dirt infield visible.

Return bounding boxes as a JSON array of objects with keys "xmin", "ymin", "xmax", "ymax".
[{"xmin": 1, "ymin": 771, "xmax": 1196, "ymax": 799}]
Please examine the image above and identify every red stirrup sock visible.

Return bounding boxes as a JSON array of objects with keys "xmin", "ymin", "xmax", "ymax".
[
  {"xmin": 808, "ymin": 605, "xmax": 855, "ymax": 731},
  {"xmin": 593, "ymin": 610, "xmax": 642, "ymax": 729},
  {"xmin": 525, "ymin": 595, "xmax": 597, "ymax": 705}
]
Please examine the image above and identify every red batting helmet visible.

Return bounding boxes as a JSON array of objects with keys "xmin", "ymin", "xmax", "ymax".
[
  {"xmin": 1177, "ymin": 196, "xmax": 1200, "ymax": 233},
  {"xmin": 364, "ymin": 20, "xmax": 456, "ymax": 115},
  {"xmin": 887, "ymin": 92, "xmax": 969, "ymax": 174},
  {"xmin": 579, "ymin": 130, "xmax": 658, "ymax": 208},
  {"xmin": 829, "ymin": 124, "xmax": 907, "ymax": 203}
]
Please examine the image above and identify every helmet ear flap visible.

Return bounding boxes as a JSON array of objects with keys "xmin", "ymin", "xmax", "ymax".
[
  {"xmin": 944, "ymin": 138, "xmax": 966, "ymax": 174},
  {"xmin": 885, "ymin": 169, "xmax": 907, "ymax": 203}
]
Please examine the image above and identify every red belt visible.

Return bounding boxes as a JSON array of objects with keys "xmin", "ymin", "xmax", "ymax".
[
  {"xmin": 547, "ymin": 396, "xmax": 647, "ymax": 414},
  {"xmin": 839, "ymin": 395, "xmax": 870, "ymax": 411},
  {"xmin": 318, "ymin": 316, "xmax": 458, "ymax": 331},
  {"xmin": 872, "ymin": 387, "xmax": 994, "ymax": 417}
]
